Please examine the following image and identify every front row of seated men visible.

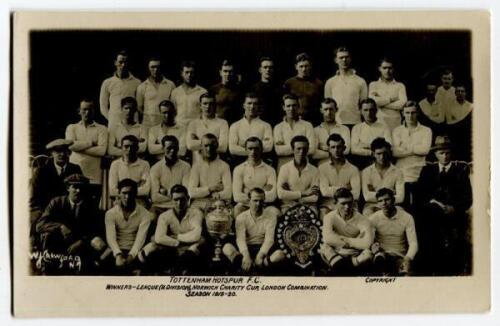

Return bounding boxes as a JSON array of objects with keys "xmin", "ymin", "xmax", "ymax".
[{"xmin": 34, "ymin": 169, "xmax": 418, "ymax": 276}]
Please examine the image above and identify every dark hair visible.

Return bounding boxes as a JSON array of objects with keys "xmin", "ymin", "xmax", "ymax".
[
  {"xmin": 248, "ymin": 187, "xmax": 265, "ymax": 198},
  {"xmin": 115, "ymin": 50, "xmax": 129, "ymax": 58},
  {"xmin": 243, "ymin": 92, "xmax": 260, "ymax": 103},
  {"xmin": 334, "ymin": 46, "xmax": 350, "ymax": 57},
  {"xmin": 148, "ymin": 56, "xmax": 161, "ymax": 64},
  {"xmin": 180, "ymin": 60, "xmax": 196, "ymax": 70},
  {"xmin": 80, "ymin": 97, "xmax": 95, "ymax": 105},
  {"xmin": 359, "ymin": 98, "xmax": 377, "ymax": 110},
  {"xmin": 326, "ymin": 133, "xmax": 346, "ymax": 147},
  {"xmin": 441, "ymin": 69, "xmax": 453, "ymax": 77},
  {"xmin": 295, "ymin": 52, "xmax": 311, "ymax": 64},
  {"xmin": 244, "ymin": 136, "xmax": 263, "ymax": 149},
  {"xmin": 158, "ymin": 100, "xmax": 176, "ymax": 113},
  {"xmin": 370, "ymin": 137, "xmax": 392, "ymax": 152},
  {"xmin": 282, "ymin": 93, "xmax": 299, "ymax": 105},
  {"xmin": 121, "ymin": 134, "xmax": 139, "ymax": 147},
  {"xmin": 117, "ymin": 178, "xmax": 138, "ymax": 193},
  {"xmin": 121, "ymin": 96, "xmax": 137, "ymax": 109},
  {"xmin": 199, "ymin": 92, "xmax": 216, "ymax": 103},
  {"xmin": 378, "ymin": 57, "xmax": 393, "ymax": 66},
  {"xmin": 259, "ymin": 56, "xmax": 273, "ymax": 65},
  {"xmin": 290, "ymin": 135, "xmax": 309, "ymax": 149},
  {"xmin": 333, "ymin": 187, "xmax": 354, "ymax": 202},
  {"xmin": 202, "ymin": 133, "xmax": 219, "ymax": 145},
  {"xmin": 170, "ymin": 184, "xmax": 189, "ymax": 197},
  {"xmin": 321, "ymin": 97, "xmax": 338, "ymax": 107},
  {"xmin": 220, "ymin": 59, "xmax": 234, "ymax": 68},
  {"xmin": 375, "ymin": 187, "xmax": 395, "ymax": 199},
  {"xmin": 161, "ymin": 135, "xmax": 179, "ymax": 148}
]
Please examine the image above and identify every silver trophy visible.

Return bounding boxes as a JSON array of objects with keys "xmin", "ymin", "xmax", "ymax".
[{"xmin": 205, "ymin": 200, "xmax": 233, "ymax": 262}]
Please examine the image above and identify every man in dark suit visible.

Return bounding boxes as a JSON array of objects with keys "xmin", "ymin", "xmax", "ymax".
[
  {"xmin": 416, "ymin": 135, "xmax": 472, "ymax": 276},
  {"xmin": 35, "ymin": 174, "xmax": 106, "ymax": 274},
  {"xmin": 30, "ymin": 139, "xmax": 83, "ymax": 223}
]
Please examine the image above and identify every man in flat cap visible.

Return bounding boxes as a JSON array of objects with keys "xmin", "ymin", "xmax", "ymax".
[
  {"xmin": 30, "ymin": 139, "xmax": 83, "ymax": 225},
  {"xmin": 416, "ymin": 135, "xmax": 472, "ymax": 276},
  {"xmin": 35, "ymin": 174, "xmax": 106, "ymax": 274}
]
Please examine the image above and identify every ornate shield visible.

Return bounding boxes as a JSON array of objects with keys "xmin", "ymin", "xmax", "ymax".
[{"xmin": 277, "ymin": 205, "xmax": 322, "ymax": 268}]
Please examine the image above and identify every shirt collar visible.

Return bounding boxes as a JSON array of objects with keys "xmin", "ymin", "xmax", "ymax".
[
  {"xmin": 118, "ymin": 204, "xmax": 138, "ymax": 219},
  {"xmin": 335, "ymin": 69, "xmax": 356, "ymax": 76},
  {"xmin": 53, "ymin": 161, "xmax": 67, "ymax": 175},
  {"xmin": 292, "ymin": 160, "xmax": 312, "ymax": 172},
  {"xmin": 438, "ymin": 162, "xmax": 452, "ymax": 172},
  {"xmin": 121, "ymin": 157, "xmax": 141, "ymax": 167},
  {"xmin": 78, "ymin": 120, "xmax": 97, "ymax": 127},
  {"xmin": 377, "ymin": 77, "xmax": 397, "ymax": 84},
  {"xmin": 164, "ymin": 157, "xmax": 179, "ymax": 167},
  {"xmin": 244, "ymin": 160, "xmax": 265, "ymax": 168},
  {"xmin": 114, "ymin": 72, "xmax": 135, "ymax": 81},
  {"xmin": 146, "ymin": 76, "xmax": 169, "ymax": 85},
  {"xmin": 403, "ymin": 122, "xmax": 422, "ymax": 130}
]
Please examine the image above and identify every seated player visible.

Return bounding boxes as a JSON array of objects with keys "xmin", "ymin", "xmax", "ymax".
[
  {"xmin": 140, "ymin": 184, "xmax": 204, "ymax": 275},
  {"xmin": 232, "ymin": 136, "xmax": 279, "ymax": 217},
  {"xmin": 186, "ymin": 92, "xmax": 229, "ymax": 164},
  {"xmin": 108, "ymin": 135, "xmax": 150, "ymax": 206},
  {"xmin": 104, "ymin": 179, "xmax": 153, "ymax": 274},
  {"xmin": 318, "ymin": 133, "xmax": 360, "ymax": 220},
  {"xmin": 30, "ymin": 139, "xmax": 83, "ymax": 226},
  {"xmin": 369, "ymin": 188, "xmax": 418, "ymax": 276},
  {"xmin": 188, "ymin": 133, "xmax": 232, "ymax": 210},
  {"xmin": 147, "ymin": 100, "xmax": 187, "ymax": 162},
  {"xmin": 313, "ymin": 97, "xmax": 350, "ymax": 165},
  {"xmin": 361, "ymin": 138, "xmax": 404, "ymax": 216},
  {"xmin": 149, "ymin": 135, "xmax": 191, "ymax": 217},
  {"xmin": 277, "ymin": 135, "xmax": 320, "ymax": 214},
  {"xmin": 274, "ymin": 94, "xmax": 316, "ymax": 171},
  {"xmin": 107, "ymin": 97, "xmax": 147, "ymax": 158},
  {"xmin": 351, "ymin": 98, "xmax": 392, "ymax": 169},
  {"xmin": 225, "ymin": 187, "xmax": 285, "ymax": 274},
  {"xmin": 319, "ymin": 188, "xmax": 373, "ymax": 275},
  {"xmin": 35, "ymin": 174, "xmax": 106, "ymax": 274},
  {"xmin": 228, "ymin": 93, "xmax": 273, "ymax": 162}
]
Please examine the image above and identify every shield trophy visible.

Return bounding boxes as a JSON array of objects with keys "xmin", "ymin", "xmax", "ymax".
[
  {"xmin": 204, "ymin": 200, "xmax": 234, "ymax": 262},
  {"xmin": 277, "ymin": 205, "xmax": 322, "ymax": 269}
]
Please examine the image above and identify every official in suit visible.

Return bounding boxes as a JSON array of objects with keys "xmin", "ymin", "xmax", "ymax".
[
  {"xmin": 30, "ymin": 139, "xmax": 83, "ymax": 226},
  {"xmin": 416, "ymin": 135, "xmax": 472, "ymax": 276},
  {"xmin": 35, "ymin": 174, "xmax": 106, "ymax": 274}
]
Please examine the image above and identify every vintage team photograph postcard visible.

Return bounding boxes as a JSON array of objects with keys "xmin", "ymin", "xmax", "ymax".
[{"xmin": 12, "ymin": 11, "xmax": 490, "ymax": 316}]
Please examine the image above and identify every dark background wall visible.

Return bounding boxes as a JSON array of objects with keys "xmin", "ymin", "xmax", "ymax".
[{"xmin": 29, "ymin": 30, "xmax": 471, "ymax": 155}]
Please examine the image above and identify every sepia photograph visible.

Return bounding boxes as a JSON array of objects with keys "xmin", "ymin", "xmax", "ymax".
[{"xmin": 12, "ymin": 11, "xmax": 490, "ymax": 316}]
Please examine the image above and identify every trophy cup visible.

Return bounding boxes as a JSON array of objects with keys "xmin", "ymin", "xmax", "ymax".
[{"xmin": 205, "ymin": 200, "xmax": 233, "ymax": 262}]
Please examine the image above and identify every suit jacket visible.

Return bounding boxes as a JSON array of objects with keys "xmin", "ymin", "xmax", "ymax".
[
  {"xmin": 30, "ymin": 159, "xmax": 83, "ymax": 211},
  {"xmin": 35, "ymin": 195, "xmax": 103, "ymax": 241},
  {"xmin": 417, "ymin": 161, "xmax": 472, "ymax": 213}
]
